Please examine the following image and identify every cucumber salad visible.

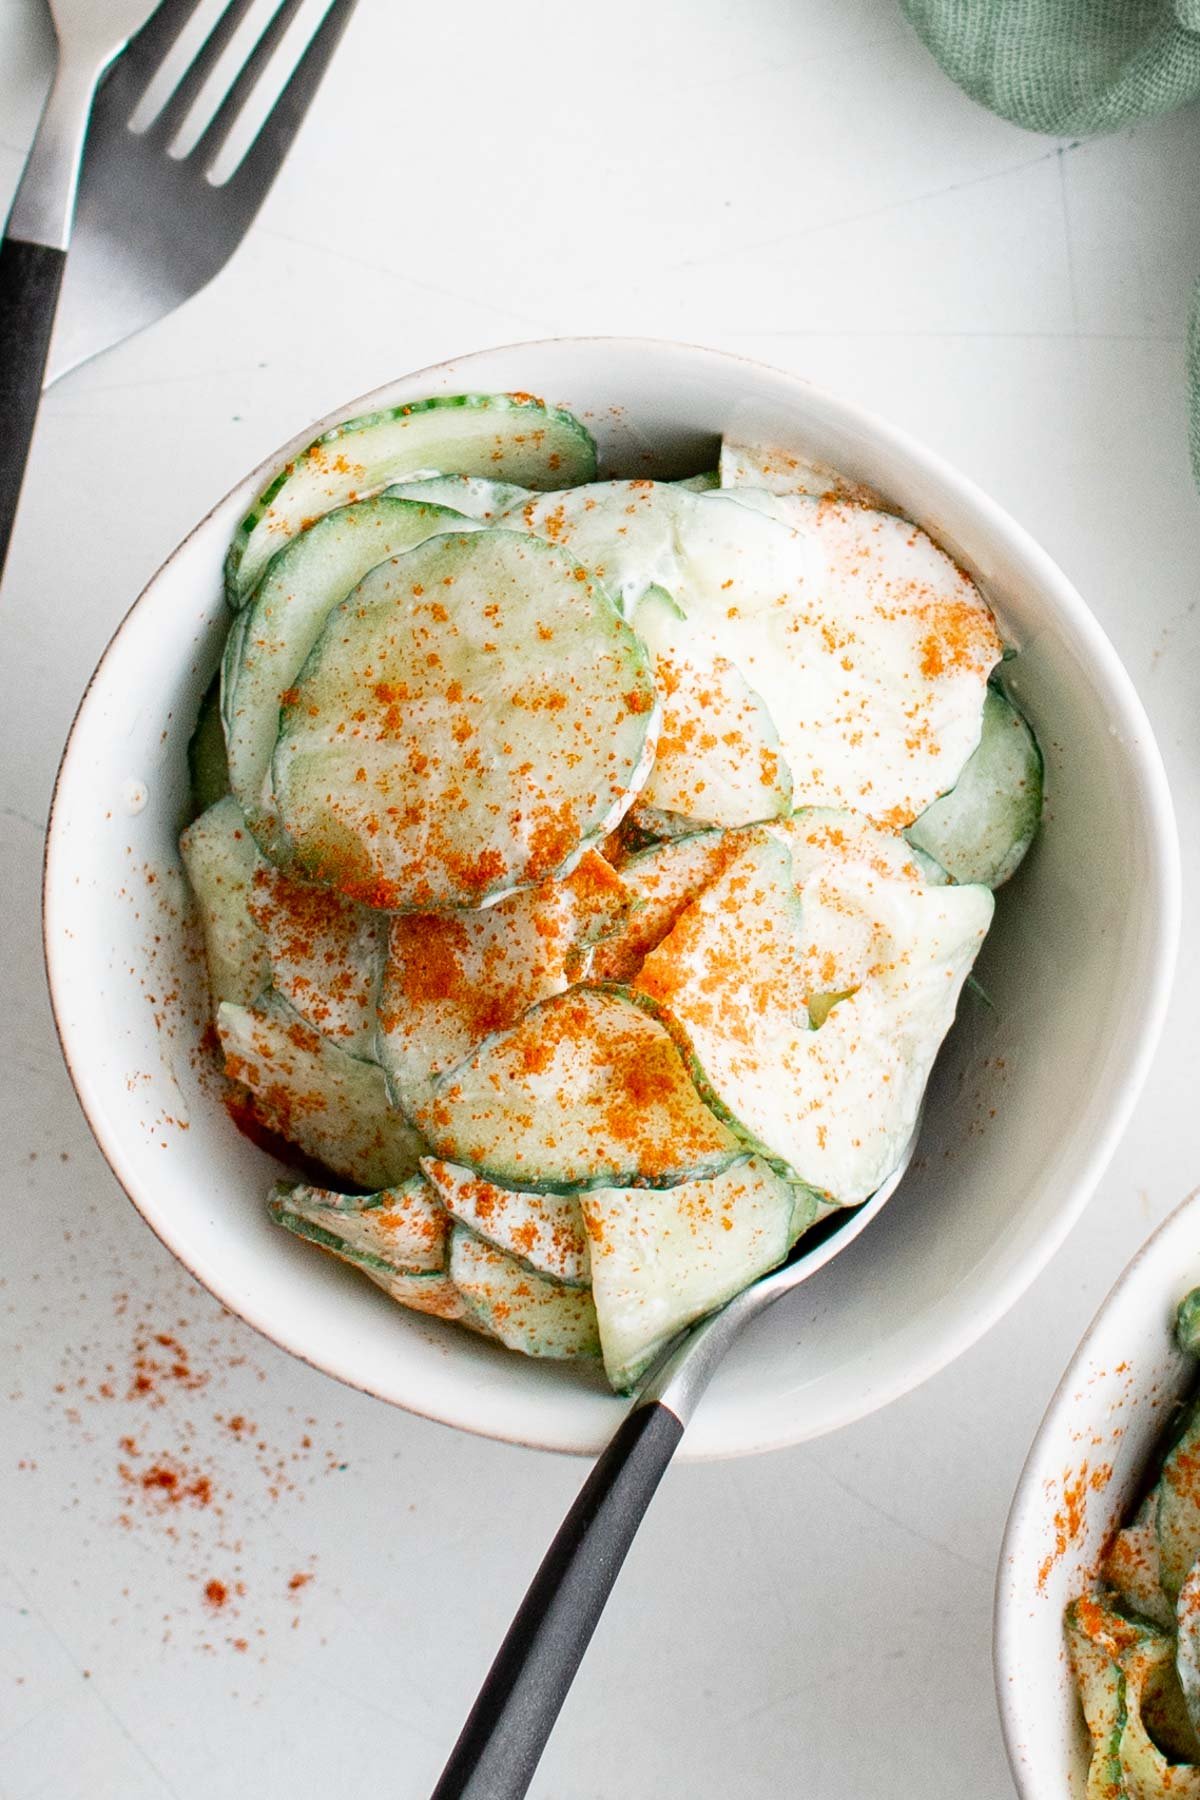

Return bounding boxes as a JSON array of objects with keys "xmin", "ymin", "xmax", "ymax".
[
  {"xmin": 1068, "ymin": 1291, "xmax": 1200, "ymax": 1796},
  {"xmin": 182, "ymin": 390, "xmax": 1042, "ymax": 1392}
]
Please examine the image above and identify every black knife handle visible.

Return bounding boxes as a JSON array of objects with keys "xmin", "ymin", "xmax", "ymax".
[
  {"xmin": 431, "ymin": 1400, "xmax": 685, "ymax": 1800},
  {"xmin": 0, "ymin": 236, "xmax": 66, "ymax": 584}
]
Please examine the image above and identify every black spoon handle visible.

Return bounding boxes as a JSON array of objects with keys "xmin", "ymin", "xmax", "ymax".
[
  {"xmin": 431, "ymin": 1399, "xmax": 684, "ymax": 1800},
  {"xmin": 0, "ymin": 235, "xmax": 66, "ymax": 582}
]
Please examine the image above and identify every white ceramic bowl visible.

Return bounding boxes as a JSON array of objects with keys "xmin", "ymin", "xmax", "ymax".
[
  {"xmin": 996, "ymin": 1190, "xmax": 1200, "ymax": 1796},
  {"xmin": 43, "ymin": 337, "xmax": 1180, "ymax": 1459}
]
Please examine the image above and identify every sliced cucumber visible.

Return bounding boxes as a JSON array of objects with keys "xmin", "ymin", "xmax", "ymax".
[
  {"xmin": 1179, "ymin": 1289, "xmax": 1200, "ymax": 1356},
  {"xmin": 1178, "ymin": 1563, "xmax": 1200, "ymax": 1740},
  {"xmin": 226, "ymin": 393, "xmax": 597, "ymax": 604},
  {"xmin": 637, "ymin": 652, "xmax": 792, "ymax": 827},
  {"xmin": 179, "ymin": 796, "xmax": 270, "ymax": 1008},
  {"xmin": 1158, "ymin": 1415, "xmax": 1200, "ymax": 1602},
  {"xmin": 718, "ymin": 436, "xmax": 881, "ymax": 505},
  {"xmin": 675, "ymin": 470, "xmax": 719, "ymax": 492},
  {"xmin": 378, "ymin": 850, "xmax": 629, "ymax": 1120},
  {"xmin": 246, "ymin": 863, "xmax": 385, "ymax": 1060},
  {"xmin": 272, "ymin": 529, "xmax": 659, "ymax": 911},
  {"xmin": 632, "ymin": 827, "xmax": 992, "ymax": 1201},
  {"xmin": 421, "ymin": 1156, "xmax": 590, "ymax": 1286},
  {"xmin": 222, "ymin": 494, "xmax": 479, "ymax": 862},
  {"xmin": 1102, "ymin": 1494, "xmax": 1175, "ymax": 1632},
  {"xmin": 906, "ymin": 685, "xmax": 1043, "ymax": 887},
  {"xmin": 268, "ymin": 1179, "xmax": 465, "ymax": 1320},
  {"xmin": 217, "ymin": 993, "xmax": 424, "ymax": 1190},
  {"xmin": 580, "ymin": 1156, "xmax": 794, "ymax": 1391},
  {"xmin": 768, "ymin": 807, "xmax": 947, "ymax": 889},
  {"xmin": 448, "ymin": 1225, "xmax": 600, "ymax": 1358},
  {"xmin": 589, "ymin": 829, "xmax": 744, "ymax": 984},
  {"xmin": 501, "ymin": 480, "xmax": 686, "ymax": 617},
  {"xmin": 1066, "ymin": 1596, "xmax": 1139, "ymax": 1796},
  {"xmin": 1120, "ymin": 1632, "xmax": 1200, "ymax": 1786},
  {"xmin": 384, "ymin": 474, "xmax": 531, "ymax": 519},
  {"xmin": 688, "ymin": 489, "xmax": 1002, "ymax": 824},
  {"xmin": 187, "ymin": 674, "xmax": 230, "ymax": 818},
  {"xmin": 425, "ymin": 986, "xmax": 740, "ymax": 1194},
  {"xmin": 269, "ymin": 1173, "xmax": 446, "ymax": 1271}
]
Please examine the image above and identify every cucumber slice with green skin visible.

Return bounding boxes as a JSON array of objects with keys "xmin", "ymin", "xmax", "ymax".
[
  {"xmin": 690, "ymin": 489, "xmax": 1002, "ymax": 825},
  {"xmin": 246, "ymin": 863, "xmax": 385, "ymax": 1061},
  {"xmin": 425, "ymin": 986, "xmax": 740, "ymax": 1194},
  {"xmin": 448, "ymin": 1225, "xmax": 600, "ymax": 1359},
  {"xmin": 217, "ymin": 993, "xmax": 425, "ymax": 1190},
  {"xmin": 187, "ymin": 675, "xmax": 230, "ymax": 819},
  {"xmin": 225, "ymin": 393, "xmax": 597, "ymax": 605},
  {"xmin": 502, "ymin": 487, "xmax": 809, "ymax": 826},
  {"xmin": 906, "ymin": 685, "xmax": 1043, "ymax": 887},
  {"xmin": 1067, "ymin": 1596, "xmax": 1139, "ymax": 1797},
  {"xmin": 717, "ymin": 437, "xmax": 882, "ymax": 506},
  {"xmin": 631, "ymin": 827, "xmax": 993, "ymax": 1201},
  {"xmin": 637, "ymin": 652, "xmax": 793, "ymax": 828},
  {"xmin": 270, "ymin": 1173, "xmax": 446, "ymax": 1271},
  {"xmin": 377, "ymin": 850, "xmax": 629, "ymax": 1121},
  {"xmin": 268, "ymin": 1182, "xmax": 465, "ymax": 1321},
  {"xmin": 1177, "ymin": 1564, "xmax": 1200, "ymax": 1740},
  {"xmin": 1121, "ymin": 1633, "xmax": 1200, "ymax": 1786},
  {"xmin": 1158, "ymin": 1417, "xmax": 1200, "ymax": 1603},
  {"xmin": 580, "ymin": 1156, "xmax": 795, "ymax": 1392},
  {"xmin": 589, "ymin": 829, "xmax": 747, "ymax": 985},
  {"xmin": 1102, "ymin": 1495, "xmax": 1176, "ymax": 1632},
  {"xmin": 768, "ymin": 807, "xmax": 947, "ymax": 889},
  {"xmin": 421, "ymin": 1157, "xmax": 590, "ymax": 1286},
  {"xmin": 272, "ymin": 529, "xmax": 660, "ymax": 911},
  {"xmin": 383, "ymin": 474, "xmax": 531, "ymax": 519},
  {"xmin": 1179, "ymin": 1289, "xmax": 1200, "ymax": 1356},
  {"xmin": 179, "ymin": 796, "xmax": 270, "ymax": 1008},
  {"xmin": 222, "ymin": 495, "xmax": 480, "ymax": 863},
  {"xmin": 502, "ymin": 480, "xmax": 687, "ymax": 617}
]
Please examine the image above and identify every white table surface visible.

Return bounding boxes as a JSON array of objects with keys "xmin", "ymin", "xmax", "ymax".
[{"xmin": 2, "ymin": 2, "xmax": 1199, "ymax": 1795}]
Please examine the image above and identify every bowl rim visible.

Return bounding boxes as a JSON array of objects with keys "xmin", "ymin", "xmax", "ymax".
[
  {"xmin": 993, "ymin": 1186, "xmax": 1200, "ymax": 1796},
  {"xmin": 42, "ymin": 334, "xmax": 1183, "ymax": 1459}
]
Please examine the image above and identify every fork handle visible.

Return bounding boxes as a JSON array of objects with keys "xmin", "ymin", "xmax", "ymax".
[
  {"xmin": 0, "ymin": 236, "xmax": 66, "ymax": 580},
  {"xmin": 431, "ymin": 1399, "xmax": 685, "ymax": 1800}
]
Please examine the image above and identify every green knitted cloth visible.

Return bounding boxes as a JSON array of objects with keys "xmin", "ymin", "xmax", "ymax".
[{"xmin": 900, "ymin": 1, "xmax": 1200, "ymax": 480}]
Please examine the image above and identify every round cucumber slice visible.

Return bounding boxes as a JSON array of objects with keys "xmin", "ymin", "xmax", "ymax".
[
  {"xmin": 223, "ymin": 495, "xmax": 480, "ymax": 863},
  {"xmin": 272, "ymin": 529, "xmax": 659, "ymax": 911},
  {"xmin": 425, "ymin": 986, "xmax": 740, "ymax": 1194},
  {"xmin": 448, "ymin": 1225, "xmax": 600, "ymax": 1359},
  {"xmin": 377, "ymin": 851, "xmax": 630, "ymax": 1120},
  {"xmin": 226, "ymin": 392, "xmax": 597, "ymax": 604},
  {"xmin": 421, "ymin": 1157, "xmax": 591, "ymax": 1287},
  {"xmin": 217, "ymin": 993, "xmax": 424, "ymax": 1191},
  {"xmin": 270, "ymin": 1175, "xmax": 447, "ymax": 1272},
  {"xmin": 580, "ymin": 1157, "xmax": 794, "ymax": 1391},
  {"xmin": 179, "ymin": 796, "xmax": 270, "ymax": 1009},
  {"xmin": 245, "ymin": 862, "xmax": 386, "ymax": 1061},
  {"xmin": 906, "ymin": 684, "xmax": 1043, "ymax": 887},
  {"xmin": 631, "ymin": 827, "xmax": 993, "ymax": 1202}
]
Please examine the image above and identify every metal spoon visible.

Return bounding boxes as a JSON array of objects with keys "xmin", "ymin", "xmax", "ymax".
[{"xmin": 432, "ymin": 1122, "xmax": 922, "ymax": 1800}]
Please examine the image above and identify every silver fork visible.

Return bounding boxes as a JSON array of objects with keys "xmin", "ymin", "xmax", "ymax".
[{"xmin": 0, "ymin": 0, "xmax": 357, "ymax": 582}]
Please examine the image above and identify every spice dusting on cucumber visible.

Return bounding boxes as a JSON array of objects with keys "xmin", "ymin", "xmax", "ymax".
[
  {"xmin": 1066, "ymin": 1286, "xmax": 1200, "ymax": 1794},
  {"xmin": 183, "ymin": 392, "xmax": 1042, "ymax": 1392}
]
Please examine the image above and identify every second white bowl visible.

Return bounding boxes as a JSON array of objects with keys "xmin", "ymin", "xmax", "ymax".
[{"xmin": 997, "ymin": 1190, "xmax": 1200, "ymax": 1796}]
